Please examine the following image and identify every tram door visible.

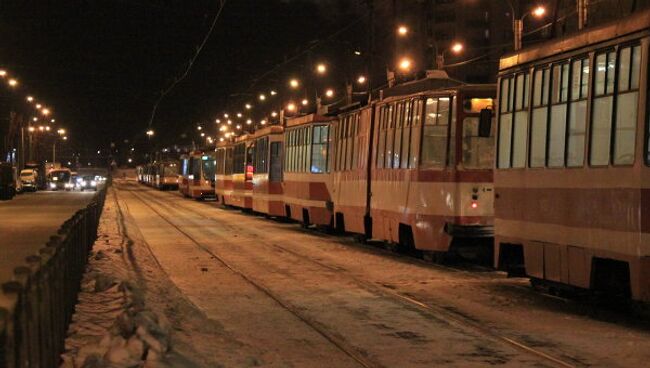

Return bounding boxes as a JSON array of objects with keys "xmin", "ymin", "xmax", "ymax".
[{"xmin": 269, "ymin": 142, "xmax": 283, "ymax": 182}]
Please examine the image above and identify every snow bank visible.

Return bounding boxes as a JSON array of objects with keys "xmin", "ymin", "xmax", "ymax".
[{"xmin": 60, "ymin": 192, "xmax": 192, "ymax": 368}]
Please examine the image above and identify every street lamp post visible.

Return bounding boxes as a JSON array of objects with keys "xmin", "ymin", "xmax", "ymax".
[{"xmin": 507, "ymin": 1, "xmax": 546, "ymax": 51}]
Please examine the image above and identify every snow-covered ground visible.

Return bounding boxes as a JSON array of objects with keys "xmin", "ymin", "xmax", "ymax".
[
  {"xmin": 61, "ymin": 186, "xmax": 199, "ymax": 367},
  {"xmin": 62, "ymin": 180, "xmax": 650, "ymax": 367}
]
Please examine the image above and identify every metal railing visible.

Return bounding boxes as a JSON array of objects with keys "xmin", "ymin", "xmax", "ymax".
[{"xmin": 0, "ymin": 185, "xmax": 107, "ymax": 368}]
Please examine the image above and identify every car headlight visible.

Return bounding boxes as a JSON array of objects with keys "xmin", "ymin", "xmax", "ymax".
[
  {"xmin": 80, "ymin": 181, "xmax": 86, "ymax": 186},
  {"xmin": 91, "ymin": 181, "xmax": 97, "ymax": 186},
  {"xmin": 50, "ymin": 183, "xmax": 56, "ymax": 189},
  {"xmin": 65, "ymin": 183, "xmax": 73, "ymax": 188}
]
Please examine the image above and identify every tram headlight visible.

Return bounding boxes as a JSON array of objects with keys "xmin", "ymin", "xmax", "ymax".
[{"xmin": 91, "ymin": 180, "xmax": 97, "ymax": 187}]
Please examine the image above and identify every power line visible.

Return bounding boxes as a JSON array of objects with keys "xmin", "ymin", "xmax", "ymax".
[{"xmin": 146, "ymin": 0, "xmax": 227, "ymax": 129}]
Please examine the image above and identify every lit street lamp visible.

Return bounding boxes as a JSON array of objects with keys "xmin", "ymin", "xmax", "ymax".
[{"xmin": 508, "ymin": 2, "xmax": 547, "ymax": 51}]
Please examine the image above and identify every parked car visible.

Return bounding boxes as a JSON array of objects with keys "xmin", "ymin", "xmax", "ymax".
[
  {"xmin": 0, "ymin": 163, "xmax": 16, "ymax": 200},
  {"xmin": 20, "ymin": 168, "xmax": 38, "ymax": 192}
]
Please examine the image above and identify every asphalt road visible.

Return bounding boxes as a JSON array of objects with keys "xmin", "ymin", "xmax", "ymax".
[{"xmin": 0, "ymin": 189, "xmax": 97, "ymax": 283}]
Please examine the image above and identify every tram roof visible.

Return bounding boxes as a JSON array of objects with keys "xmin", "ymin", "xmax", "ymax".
[
  {"xmin": 285, "ymin": 113, "xmax": 336, "ymax": 128},
  {"xmin": 253, "ymin": 125, "xmax": 284, "ymax": 138},
  {"xmin": 500, "ymin": 8, "xmax": 650, "ymax": 72}
]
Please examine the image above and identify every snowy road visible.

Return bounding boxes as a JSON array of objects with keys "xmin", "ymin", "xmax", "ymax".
[{"xmin": 106, "ymin": 180, "xmax": 650, "ymax": 367}]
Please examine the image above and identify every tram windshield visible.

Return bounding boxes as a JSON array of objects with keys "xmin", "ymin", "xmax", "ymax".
[
  {"xmin": 462, "ymin": 98, "xmax": 495, "ymax": 169},
  {"xmin": 201, "ymin": 156, "xmax": 216, "ymax": 180},
  {"xmin": 163, "ymin": 164, "xmax": 179, "ymax": 177}
]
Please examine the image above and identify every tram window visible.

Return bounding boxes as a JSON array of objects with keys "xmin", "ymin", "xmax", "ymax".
[
  {"xmin": 201, "ymin": 156, "xmax": 216, "ymax": 180},
  {"xmin": 449, "ymin": 96, "xmax": 457, "ymax": 167},
  {"xmin": 255, "ymin": 137, "xmax": 269, "ymax": 173},
  {"xmin": 376, "ymin": 106, "xmax": 386, "ymax": 168},
  {"xmin": 181, "ymin": 159, "xmax": 189, "ymax": 176},
  {"xmin": 409, "ymin": 99, "xmax": 423, "ymax": 168},
  {"xmin": 269, "ymin": 142, "xmax": 283, "ymax": 182},
  {"xmin": 548, "ymin": 63, "xmax": 569, "ymax": 167},
  {"xmin": 345, "ymin": 116, "xmax": 353, "ymax": 170},
  {"xmin": 225, "ymin": 148, "xmax": 233, "ymax": 175},
  {"xmin": 513, "ymin": 74, "xmax": 529, "ymax": 168},
  {"xmin": 498, "ymin": 77, "xmax": 513, "ymax": 168},
  {"xmin": 530, "ymin": 68, "xmax": 550, "ymax": 167},
  {"xmin": 336, "ymin": 118, "xmax": 344, "ymax": 171},
  {"xmin": 421, "ymin": 97, "xmax": 448, "ymax": 168},
  {"xmin": 385, "ymin": 104, "xmax": 396, "ymax": 168},
  {"xmin": 400, "ymin": 101, "xmax": 412, "ymax": 169},
  {"xmin": 567, "ymin": 58, "xmax": 589, "ymax": 167},
  {"xmin": 393, "ymin": 102, "xmax": 404, "ymax": 168},
  {"xmin": 311, "ymin": 125, "xmax": 329, "ymax": 173},
  {"xmin": 352, "ymin": 114, "xmax": 360, "ymax": 169},
  {"xmin": 614, "ymin": 45, "xmax": 640, "ymax": 165},
  {"xmin": 590, "ymin": 51, "xmax": 616, "ymax": 166},
  {"xmin": 463, "ymin": 117, "xmax": 495, "ymax": 169},
  {"xmin": 306, "ymin": 126, "xmax": 313, "ymax": 172}
]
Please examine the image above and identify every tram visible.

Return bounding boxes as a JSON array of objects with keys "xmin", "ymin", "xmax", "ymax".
[
  {"xmin": 153, "ymin": 160, "xmax": 180, "ymax": 190},
  {"xmin": 179, "ymin": 151, "xmax": 216, "ymax": 200},
  {"xmin": 251, "ymin": 125, "xmax": 285, "ymax": 216},
  {"xmin": 367, "ymin": 77, "xmax": 495, "ymax": 258},
  {"xmin": 494, "ymin": 10, "xmax": 650, "ymax": 301},
  {"xmin": 216, "ymin": 134, "xmax": 255, "ymax": 209},
  {"xmin": 283, "ymin": 114, "xmax": 335, "ymax": 226}
]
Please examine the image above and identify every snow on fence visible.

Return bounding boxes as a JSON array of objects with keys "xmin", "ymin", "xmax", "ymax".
[{"xmin": 0, "ymin": 185, "xmax": 107, "ymax": 368}]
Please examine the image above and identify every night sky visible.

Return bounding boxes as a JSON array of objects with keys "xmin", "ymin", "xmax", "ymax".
[{"xmin": 0, "ymin": 0, "xmax": 370, "ymax": 153}]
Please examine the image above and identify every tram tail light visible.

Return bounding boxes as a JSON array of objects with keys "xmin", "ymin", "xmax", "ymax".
[
  {"xmin": 245, "ymin": 164, "xmax": 254, "ymax": 181},
  {"xmin": 471, "ymin": 201, "xmax": 478, "ymax": 209}
]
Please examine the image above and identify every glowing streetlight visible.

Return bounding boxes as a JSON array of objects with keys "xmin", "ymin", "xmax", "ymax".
[
  {"xmin": 8, "ymin": 79, "xmax": 18, "ymax": 87},
  {"xmin": 532, "ymin": 5, "xmax": 546, "ymax": 17},
  {"xmin": 0, "ymin": 70, "xmax": 6, "ymax": 77},
  {"xmin": 236, "ymin": 112, "xmax": 242, "ymax": 118},
  {"xmin": 246, "ymin": 119, "xmax": 252, "ymax": 125},
  {"xmin": 301, "ymin": 99, "xmax": 309, "ymax": 106},
  {"xmin": 270, "ymin": 90, "xmax": 277, "ymax": 96},
  {"xmin": 36, "ymin": 104, "xmax": 42, "ymax": 109},
  {"xmin": 289, "ymin": 79, "xmax": 300, "ymax": 89},
  {"xmin": 57, "ymin": 129, "xmax": 66, "ymax": 135},
  {"xmin": 26, "ymin": 96, "xmax": 34, "ymax": 102},
  {"xmin": 397, "ymin": 25, "xmax": 409, "ymax": 37},
  {"xmin": 45, "ymin": 126, "xmax": 50, "ymax": 131},
  {"xmin": 63, "ymin": 136, "xmax": 67, "ymax": 140},
  {"xmin": 398, "ymin": 57, "xmax": 413, "ymax": 72},
  {"xmin": 32, "ymin": 117, "xmax": 38, "ymax": 122},
  {"xmin": 451, "ymin": 42, "xmax": 464, "ymax": 54},
  {"xmin": 357, "ymin": 75, "xmax": 367, "ymax": 84},
  {"xmin": 286, "ymin": 102, "xmax": 297, "ymax": 112},
  {"xmin": 325, "ymin": 89, "xmax": 334, "ymax": 98},
  {"xmin": 146, "ymin": 129, "xmax": 154, "ymax": 136},
  {"xmin": 245, "ymin": 103, "xmax": 252, "ymax": 110},
  {"xmin": 260, "ymin": 120, "xmax": 267, "ymax": 125},
  {"xmin": 28, "ymin": 126, "xmax": 35, "ymax": 132},
  {"xmin": 38, "ymin": 126, "xmax": 45, "ymax": 131},
  {"xmin": 224, "ymin": 113, "xmax": 229, "ymax": 118},
  {"xmin": 271, "ymin": 111, "xmax": 278, "ymax": 117},
  {"xmin": 41, "ymin": 108, "xmax": 50, "ymax": 116},
  {"xmin": 316, "ymin": 63, "xmax": 327, "ymax": 75},
  {"xmin": 197, "ymin": 126, "xmax": 202, "ymax": 130},
  {"xmin": 215, "ymin": 119, "xmax": 221, "ymax": 123},
  {"xmin": 227, "ymin": 119, "xmax": 232, "ymax": 125},
  {"xmin": 236, "ymin": 124, "xmax": 241, "ymax": 130},
  {"xmin": 219, "ymin": 137, "xmax": 224, "ymax": 142},
  {"xmin": 200, "ymin": 132, "xmax": 205, "ymax": 137},
  {"xmin": 259, "ymin": 94, "xmax": 266, "ymax": 101}
]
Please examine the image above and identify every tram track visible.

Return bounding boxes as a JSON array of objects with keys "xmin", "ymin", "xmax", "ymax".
[
  {"xmin": 121, "ymin": 182, "xmax": 382, "ymax": 368},
  {"xmin": 122, "ymin": 181, "xmax": 582, "ymax": 368}
]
